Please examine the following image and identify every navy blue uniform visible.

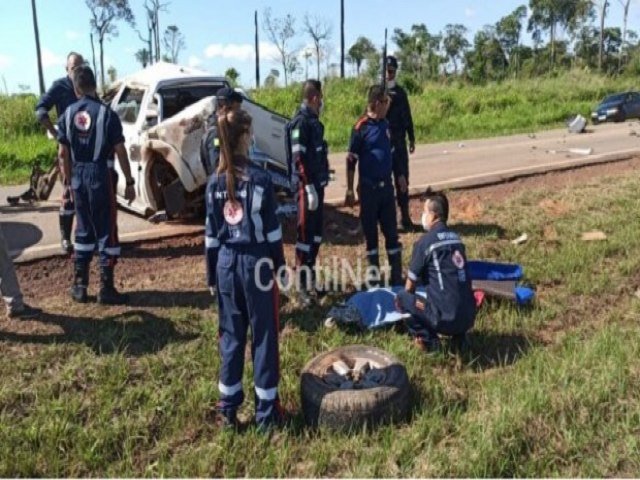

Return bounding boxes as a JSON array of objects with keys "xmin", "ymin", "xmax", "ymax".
[
  {"xmin": 348, "ymin": 115, "xmax": 402, "ymax": 284},
  {"xmin": 36, "ymin": 76, "xmax": 78, "ymax": 231},
  {"xmin": 57, "ymin": 96, "xmax": 123, "ymax": 266},
  {"xmin": 386, "ymin": 84, "xmax": 415, "ymax": 215},
  {"xmin": 205, "ymin": 162, "xmax": 285, "ymax": 428},
  {"xmin": 397, "ymin": 221, "xmax": 476, "ymax": 342},
  {"xmin": 288, "ymin": 105, "xmax": 329, "ymax": 287}
]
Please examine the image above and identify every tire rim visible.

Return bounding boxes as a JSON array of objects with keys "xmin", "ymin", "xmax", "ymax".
[{"xmin": 322, "ymin": 356, "xmax": 387, "ymax": 390}]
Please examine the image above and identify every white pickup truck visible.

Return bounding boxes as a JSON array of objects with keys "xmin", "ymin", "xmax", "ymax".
[{"xmin": 105, "ymin": 62, "xmax": 294, "ymax": 219}]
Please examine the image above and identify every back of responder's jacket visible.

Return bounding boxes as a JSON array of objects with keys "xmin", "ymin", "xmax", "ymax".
[
  {"xmin": 286, "ymin": 105, "xmax": 329, "ymax": 189},
  {"xmin": 204, "ymin": 165, "xmax": 285, "ymax": 287}
]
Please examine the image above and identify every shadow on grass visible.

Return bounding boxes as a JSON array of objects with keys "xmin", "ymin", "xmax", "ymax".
[
  {"xmin": 449, "ymin": 222, "xmax": 506, "ymax": 238},
  {"xmin": 0, "ymin": 310, "xmax": 199, "ymax": 356},
  {"xmin": 464, "ymin": 331, "xmax": 536, "ymax": 371},
  {"xmin": 126, "ymin": 289, "xmax": 213, "ymax": 310}
]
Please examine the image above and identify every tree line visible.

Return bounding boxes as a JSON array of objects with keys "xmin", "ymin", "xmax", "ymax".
[
  {"xmin": 30, "ymin": 0, "xmax": 639, "ymax": 95},
  {"xmin": 261, "ymin": 0, "xmax": 639, "ymax": 89}
]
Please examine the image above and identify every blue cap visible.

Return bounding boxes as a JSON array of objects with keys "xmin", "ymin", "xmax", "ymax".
[{"xmin": 216, "ymin": 87, "xmax": 243, "ymax": 104}]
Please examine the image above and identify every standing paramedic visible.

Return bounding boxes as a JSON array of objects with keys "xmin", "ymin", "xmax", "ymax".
[
  {"xmin": 204, "ymin": 108, "xmax": 285, "ymax": 431},
  {"xmin": 200, "ymin": 87, "xmax": 244, "ymax": 176},
  {"xmin": 57, "ymin": 65, "xmax": 136, "ymax": 305},
  {"xmin": 35, "ymin": 52, "xmax": 85, "ymax": 253},
  {"xmin": 385, "ymin": 55, "xmax": 420, "ymax": 232},
  {"xmin": 287, "ymin": 79, "xmax": 329, "ymax": 306},
  {"xmin": 345, "ymin": 84, "xmax": 403, "ymax": 287},
  {"xmin": 395, "ymin": 190, "xmax": 476, "ymax": 353}
]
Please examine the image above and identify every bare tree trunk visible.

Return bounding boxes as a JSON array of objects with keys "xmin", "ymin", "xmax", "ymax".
[
  {"xmin": 255, "ymin": 10, "xmax": 260, "ymax": 88},
  {"xmin": 340, "ymin": 0, "xmax": 345, "ymax": 78},
  {"xmin": 154, "ymin": 9, "xmax": 160, "ymax": 61},
  {"xmin": 90, "ymin": 33, "xmax": 97, "ymax": 78},
  {"xmin": 99, "ymin": 37, "xmax": 105, "ymax": 92},
  {"xmin": 31, "ymin": 0, "xmax": 45, "ymax": 94},
  {"xmin": 282, "ymin": 57, "xmax": 288, "ymax": 87},
  {"xmin": 316, "ymin": 47, "xmax": 321, "ymax": 79},
  {"xmin": 599, "ymin": 0, "xmax": 608, "ymax": 72},
  {"xmin": 619, "ymin": 0, "xmax": 630, "ymax": 70}
]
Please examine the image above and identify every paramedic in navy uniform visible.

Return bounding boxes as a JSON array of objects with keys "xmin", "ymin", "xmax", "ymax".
[
  {"xmin": 396, "ymin": 190, "xmax": 476, "ymax": 352},
  {"xmin": 345, "ymin": 84, "xmax": 403, "ymax": 287},
  {"xmin": 287, "ymin": 79, "xmax": 329, "ymax": 306},
  {"xmin": 57, "ymin": 65, "xmax": 136, "ymax": 305},
  {"xmin": 204, "ymin": 108, "xmax": 285, "ymax": 431},
  {"xmin": 35, "ymin": 52, "xmax": 85, "ymax": 253}
]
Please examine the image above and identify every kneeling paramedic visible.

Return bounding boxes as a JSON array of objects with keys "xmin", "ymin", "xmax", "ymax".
[
  {"xmin": 57, "ymin": 65, "xmax": 136, "ymax": 305},
  {"xmin": 287, "ymin": 79, "xmax": 329, "ymax": 305},
  {"xmin": 395, "ymin": 190, "xmax": 476, "ymax": 352},
  {"xmin": 204, "ymin": 108, "xmax": 285, "ymax": 430},
  {"xmin": 345, "ymin": 84, "xmax": 402, "ymax": 286}
]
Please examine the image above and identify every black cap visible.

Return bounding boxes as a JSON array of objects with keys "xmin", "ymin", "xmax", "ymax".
[
  {"xmin": 386, "ymin": 55, "xmax": 398, "ymax": 70},
  {"xmin": 216, "ymin": 87, "xmax": 243, "ymax": 104}
]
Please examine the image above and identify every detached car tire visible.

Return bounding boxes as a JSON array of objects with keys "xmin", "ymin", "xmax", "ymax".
[{"xmin": 300, "ymin": 345, "xmax": 410, "ymax": 431}]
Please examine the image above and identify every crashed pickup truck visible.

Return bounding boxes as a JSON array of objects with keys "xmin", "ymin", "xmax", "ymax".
[{"xmin": 105, "ymin": 62, "xmax": 295, "ymax": 220}]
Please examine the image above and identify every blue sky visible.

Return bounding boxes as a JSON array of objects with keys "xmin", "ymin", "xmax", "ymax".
[{"xmin": 1, "ymin": 0, "xmax": 639, "ymax": 93}]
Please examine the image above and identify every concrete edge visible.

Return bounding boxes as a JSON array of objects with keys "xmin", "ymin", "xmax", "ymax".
[
  {"xmin": 12, "ymin": 224, "xmax": 204, "ymax": 264},
  {"xmin": 325, "ymin": 148, "xmax": 640, "ymax": 205}
]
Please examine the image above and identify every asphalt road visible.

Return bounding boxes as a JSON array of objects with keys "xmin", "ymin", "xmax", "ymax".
[{"xmin": 2, "ymin": 121, "xmax": 639, "ymax": 262}]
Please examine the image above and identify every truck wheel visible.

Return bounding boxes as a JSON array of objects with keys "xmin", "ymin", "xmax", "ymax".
[{"xmin": 300, "ymin": 345, "xmax": 411, "ymax": 431}]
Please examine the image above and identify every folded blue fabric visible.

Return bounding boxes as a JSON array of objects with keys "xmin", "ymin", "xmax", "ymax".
[
  {"xmin": 467, "ymin": 261, "xmax": 524, "ymax": 281},
  {"xmin": 514, "ymin": 286, "xmax": 535, "ymax": 305}
]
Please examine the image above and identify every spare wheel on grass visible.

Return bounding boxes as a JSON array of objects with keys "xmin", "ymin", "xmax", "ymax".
[{"xmin": 300, "ymin": 344, "xmax": 411, "ymax": 430}]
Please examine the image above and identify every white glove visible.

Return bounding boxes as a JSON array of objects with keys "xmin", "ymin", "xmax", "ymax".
[
  {"xmin": 305, "ymin": 184, "xmax": 319, "ymax": 211},
  {"xmin": 209, "ymin": 286, "xmax": 216, "ymax": 297}
]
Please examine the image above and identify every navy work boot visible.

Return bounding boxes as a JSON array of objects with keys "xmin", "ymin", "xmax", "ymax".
[
  {"xmin": 59, "ymin": 215, "xmax": 74, "ymax": 254},
  {"xmin": 97, "ymin": 266, "xmax": 129, "ymax": 305},
  {"xmin": 70, "ymin": 262, "xmax": 89, "ymax": 303}
]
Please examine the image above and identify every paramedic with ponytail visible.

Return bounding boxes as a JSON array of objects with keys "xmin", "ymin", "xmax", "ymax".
[{"xmin": 204, "ymin": 108, "xmax": 285, "ymax": 431}]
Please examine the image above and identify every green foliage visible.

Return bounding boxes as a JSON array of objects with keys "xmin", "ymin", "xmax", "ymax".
[{"xmin": 252, "ymin": 71, "xmax": 637, "ymax": 152}]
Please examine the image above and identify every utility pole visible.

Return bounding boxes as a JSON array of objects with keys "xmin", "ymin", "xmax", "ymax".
[
  {"xmin": 340, "ymin": 0, "xmax": 345, "ymax": 78},
  {"xmin": 31, "ymin": 0, "xmax": 45, "ymax": 94},
  {"xmin": 255, "ymin": 10, "xmax": 260, "ymax": 88}
]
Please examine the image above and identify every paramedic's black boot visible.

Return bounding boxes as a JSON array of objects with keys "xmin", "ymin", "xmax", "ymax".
[
  {"xmin": 389, "ymin": 253, "xmax": 403, "ymax": 287},
  {"xmin": 98, "ymin": 266, "xmax": 129, "ymax": 305},
  {"xmin": 70, "ymin": 262, "xmax": 89, "ymax": 303},
  {"xmin": 295, "ymin": 268, "xmax": 316, "ymax": 307},
  {"xmin": 365, "ymin": 255, "xmax": 380, "ymax": 289},
  {"xmin": 59, "ymin": 214, "xmax": 74, "ymax": 254}
]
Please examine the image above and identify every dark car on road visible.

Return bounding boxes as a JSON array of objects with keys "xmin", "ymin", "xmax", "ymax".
[{"xmin": 591, "ymin": 91, "xmax": 640, "ymax": 124}]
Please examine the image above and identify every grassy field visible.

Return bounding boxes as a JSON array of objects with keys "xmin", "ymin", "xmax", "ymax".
[
  {"xmin": 1, "ymin": 72, "xmax": 636, "ymax": 185},
  {"xmin": 2, "ymin": 165, "xmax": 640, "ymax": 476}
]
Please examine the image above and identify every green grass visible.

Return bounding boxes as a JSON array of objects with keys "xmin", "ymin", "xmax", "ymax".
[
  {"xmin": 1, "ymin": 71, "xmax": 636, "ymax": 185},
  {"xmin": 253, "ymin": 70, "xmax": 638, "ymax": 152},
  {"xmin": 3, "ymin": 167, "xmax": 640, "ymax": 475}
]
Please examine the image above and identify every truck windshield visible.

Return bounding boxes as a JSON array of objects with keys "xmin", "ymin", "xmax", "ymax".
[{"xmin": 158, "ymin": 83, "xmax": 228, "ymax": 119}]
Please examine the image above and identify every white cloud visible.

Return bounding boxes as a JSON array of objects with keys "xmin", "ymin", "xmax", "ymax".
[
  {"xmin": 204, "ymin": 41, "xmax": 280, "ymax": 62},
  {"xmin": 65, "ymin": 30, "xmax": 80, "ymax": 41},
  {"xmin": 188, "ymin": 55, "xmax": 202, "ymax": 67},
  {"xmin": 41, "ymin": 48, "xmax": 64, "ymax": 68},
  {"xmin": 464, "ymin": 7, "xmax": 476, "ymax": 18},
  {"xmin": 0, "ymin": 54, "xmax": 11, "ymax": 69}
]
